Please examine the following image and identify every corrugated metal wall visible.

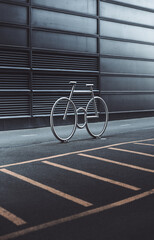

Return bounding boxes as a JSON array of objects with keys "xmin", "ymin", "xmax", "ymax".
[
  {"xmin": 100, "ymin": 0, "xmax": 154, "ymax": 114},
  {"xmin": 0, "ymin": 0, "xmax": 154, "ymax": 129}
]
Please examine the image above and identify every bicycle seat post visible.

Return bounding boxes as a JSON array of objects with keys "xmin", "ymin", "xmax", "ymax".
[{"xmin": 86, "ymin": 84, "xmax": 95, "ymax": 98}]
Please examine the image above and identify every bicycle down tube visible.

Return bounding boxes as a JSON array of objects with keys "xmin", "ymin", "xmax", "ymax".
[{"xmin": 63, "ymin": 81, "xmax": 76, "ymax": 120}]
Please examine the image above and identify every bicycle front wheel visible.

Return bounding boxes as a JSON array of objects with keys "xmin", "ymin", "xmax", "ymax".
[
  {"xmin": 86, "ymin": 96, "xmax": 108, "ymax": 138},
  {"xmin": 50, "ymin": 97, "xmax": 77, "ymax": 142}
]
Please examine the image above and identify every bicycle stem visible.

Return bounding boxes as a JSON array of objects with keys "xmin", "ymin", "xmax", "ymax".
[{"xmin": 89, "ymin": 86, "xmax": 99, "ymax": 117}]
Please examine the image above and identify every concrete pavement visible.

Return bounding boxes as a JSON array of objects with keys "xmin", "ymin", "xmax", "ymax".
[{"xmin": 0, "ymin": 117, "xmax": 154, "ymax": 240}]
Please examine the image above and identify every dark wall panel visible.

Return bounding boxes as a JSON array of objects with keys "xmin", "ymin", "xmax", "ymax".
[
  {"xmin": 0, "ymin": 3, "xmax": 27, "ymax": 25},
  {"xmin": 0, "ymin": 26, "xmax": 28, "ymax": 46},
  {"xmin": 32, "ymin": 9, "xmax": 97, "ymax": 34},
  {"xmin": 100, "ymin": 39, "xmax": 154, "ymax": 59},
  {"xmin": 32, "ymin": 0, "xmax": 97, "ymax": 15},
  {"xmin": 100, "ymin": 2, "xmax": 154, "ymax": 26},
  {"xmin": 111, "ymin": 0, "xmax": 154, "ymax": 9},
  {"xmin": 32, "ymin": 31, "xmax": 97, "ymax": 53},
  {"xmin": 100, "ymin": 58, "xmax": 154, "ymax": 75},
  {"xmin": 100, "ymin": 20, "xmax": 154, "ymax": 43},
  {"xmin": 103, "ymin": 94, "xmax": 154, "ymax": 112},
  {"xmin": 101, "ymin": 76, "xmax": 154, "ymax": 91}
]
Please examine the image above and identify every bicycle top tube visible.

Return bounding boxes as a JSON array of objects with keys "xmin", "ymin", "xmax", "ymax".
[{"xmin": 69, "ymin": 81, "xmax": 98, "ymax": 96}]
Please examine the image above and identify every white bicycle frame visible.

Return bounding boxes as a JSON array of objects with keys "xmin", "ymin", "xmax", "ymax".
[
  {"xmin": 63, "ymin": 81, "xmax": 99, "ymax": 124},
  {"xmin": 50, "ymin": 81, "xmax": 108, "ymax": 142}
]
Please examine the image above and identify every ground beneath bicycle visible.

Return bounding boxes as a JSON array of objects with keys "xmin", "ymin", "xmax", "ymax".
[{"xmin": 0, "ymin": 117, "xmax": 154, "ymax": 240}]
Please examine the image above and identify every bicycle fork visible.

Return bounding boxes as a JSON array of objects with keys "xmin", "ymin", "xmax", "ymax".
[{"xmin": 86, "ymin": 84, "xmax": 99, "ymax": 118}]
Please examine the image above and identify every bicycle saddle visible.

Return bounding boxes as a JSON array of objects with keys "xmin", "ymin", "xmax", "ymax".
[{"xmin": 69, "ymin": 81, "xmax": 77, "ymax": 85}]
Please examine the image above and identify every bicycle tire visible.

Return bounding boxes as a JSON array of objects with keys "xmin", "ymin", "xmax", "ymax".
[
  {"xmin": 50, "ymin": 97, "xmax": 77, "ymax": 142},
  {"xmin": 86, "ymin": 96, "xmax": 108, "ymax": 138}
]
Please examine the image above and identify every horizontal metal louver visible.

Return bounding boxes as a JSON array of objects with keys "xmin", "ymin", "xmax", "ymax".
[
  {"xmin": 0, "ymin": 72, "xmax": 29, "ymax": 89},
  {"xmin": 72, "ymin": 95, "xmax": 91, "ymax": 109},
  {"xmin": 33, "ymin": 94, "xmax": 58, "ymax": 115},
  {"xmin": 33, "ymin": 94, "xmax": 92, "ymax": 116},
  {"xmin": 0, "ymin": 49, "xmax": 29, "ymax": 68},
  {"xmin": 33, "ymin": 75, "xmax": 98, "ymax": 90},
  {"xmin": 0, "ymin": 95, "xmax": 30, "ymax": 117},
  {"xmin": 32, "ymin": 52, "xmax": 98, "ymax": 71}
]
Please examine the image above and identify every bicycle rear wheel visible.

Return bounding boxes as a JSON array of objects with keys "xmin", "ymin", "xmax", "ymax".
[
  {"xmin": 86, "ymin": 96, "xmax": 108, "ymax": 138},
  {"xmin": 50, "ymin": 97, "xmax": 77, "ymax": 142}
]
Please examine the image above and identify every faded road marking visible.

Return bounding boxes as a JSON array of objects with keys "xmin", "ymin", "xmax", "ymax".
[
  {"xmin": 120, "ymin": 124, "xmax": 131, "ymax": 127},
  {"xmin": 0, "ymin": 169, "xmax": 92, "ymax": 208},
  {"xmin": 43, "ymin": 161, "xmax": 140, "ymax": 191},
  {"xmin": 134, "ymin": 142, "xmax": 154, "ymax": 147},
  {"xmin": 0, "ymin": 207, "xmax": 26, "ymax": 226},
  {"xmin": 22, "ymin": 134, "xmax": 37, "ymax": 137},
  {"xmin": 0, "ymin": 189, "xmax": 154, "ymax": 240},
  {"xmin": 79, "ymin": 153, "xmax": 154, "ymax": 173}
]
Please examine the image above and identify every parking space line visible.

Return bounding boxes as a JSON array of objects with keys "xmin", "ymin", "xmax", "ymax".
[
  {"xmin": 1, "ymin": 188, "xmax": 154, "ymax": 240},
  {"xmin": 78, "ymin": 153, "xmax": 154, "ymax": 173},
  {"xmin": 109, "ymin": 147, "xmax": 154, "ymax": 158},
  {"xmin": 0, "ymin": 207, "xmax": 26, "ymax": 226},
  {"xmin": 0, "ymin": 138, "xmax": 154, "ymax": 170},
  {"xmin": 134, "ymin": 142, "xmax": 154, "ymax": 147},
  {"xmin": 0, "ymin": 169, "xmax": 92, "ymax": 208},
  {"xmin": 135, "ymin": 138, "xmax": 154, "ymax": 143},
  {"xmin": 43, "ymin": 161, "xmax": 140, "ymax": 191}
]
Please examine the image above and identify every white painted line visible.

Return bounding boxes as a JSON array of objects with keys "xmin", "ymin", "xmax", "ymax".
[
  {"xmin": 0, "ymin": 168, "xmax": 92, "ymax": 208},
  {"xmin": 0, "ymin": 189, "xmax": 154, "ymax": 240},
  {"xmin": 0, "ymin": 207, "xmax": 26, "ymax": 226}
]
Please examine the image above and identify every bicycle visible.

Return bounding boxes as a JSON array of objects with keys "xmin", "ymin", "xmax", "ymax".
[{"xmin": 50, "ymin": 81, "xmax": 108, "ymax": 142}]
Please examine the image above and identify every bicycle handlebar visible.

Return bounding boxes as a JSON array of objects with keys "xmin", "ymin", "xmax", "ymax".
[{"xmin": 86, "ymin": 84, "xmax": 94, "ymax": 87}]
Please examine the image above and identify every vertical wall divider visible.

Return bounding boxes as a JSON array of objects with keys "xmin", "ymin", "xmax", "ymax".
[
  {"xmin": 28, "ymin": 0, "xmax": 33, "ymax": 117},
  {"xmin": 97, "ymin": 0, "xmax": 101, "ymax": 96}
]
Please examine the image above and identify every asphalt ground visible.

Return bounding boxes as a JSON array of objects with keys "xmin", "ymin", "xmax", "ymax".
[{"xmin": 0, "ymin": 117, "xmax": 154, "ymax": 240}]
